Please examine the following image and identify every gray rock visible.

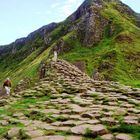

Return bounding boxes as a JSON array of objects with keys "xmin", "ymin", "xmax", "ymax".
[
  {"xmin": 25, "ymin": 130, "xmax": 44, "ymax": 138},
  {"xmin": 115, "ymin": 133, "xmax": 133, "ymax": 140},
  {"xmin": 7, "ymin": 128, "xmax": 21, "ymax": 138},
  {"xmin": 101, "ymin": 134, "xmax": 114, "ymax": 140}
]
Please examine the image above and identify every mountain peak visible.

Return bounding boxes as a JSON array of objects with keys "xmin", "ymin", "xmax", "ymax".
[
  {"xmin": 67, "ymin": 0, "xmax": 120, "ymax": 21},
  {"xmin": 67, "ymin": 0, "xmax": 135, "ymax": 22}
]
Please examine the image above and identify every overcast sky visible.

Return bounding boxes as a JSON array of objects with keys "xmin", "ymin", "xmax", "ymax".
[{"xmin": 0, "ymin": 0, "xmax": 139, "ymax": 45}]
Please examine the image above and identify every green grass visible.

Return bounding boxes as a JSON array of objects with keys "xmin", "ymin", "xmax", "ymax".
[
  {"xmin": 60, "ymin": 34, "xmax": 140, "ymax": 87},
  {"xmin": 0, "ymin": 96, "xmax": 50, "ymax": 117},
  {"xmin": 0, "ymin": 123, "xmax": 24, "ymax": 137},
  {"xmin": 91, "ymin": 93, "xmax": 99, "ymax": 98},
  {"xmin": 110, "ymin": 124, "xmax": 140, "ymax": 140},
  {"xmin": 128, "ymin": 99, "xmax": 140, "ymax": 107},
  {"xmin": 0, "ymin": 44, "xmax": 52, "ymax": 88}
]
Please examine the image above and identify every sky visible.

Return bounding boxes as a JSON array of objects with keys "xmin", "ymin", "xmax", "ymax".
[{"xmin": 0, "ymin": 0, "xmax": 140, "ymax": 45}]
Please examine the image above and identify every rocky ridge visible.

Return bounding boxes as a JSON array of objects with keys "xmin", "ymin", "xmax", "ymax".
[
  {"xmin": 0, "ymin": 59, "xmax": 139, "ymax": 139},
  {"xmin": 0, "ymin": 22, "xmax": 57, "ymax": 56}
]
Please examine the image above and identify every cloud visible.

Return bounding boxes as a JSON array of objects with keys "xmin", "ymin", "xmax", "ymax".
[
  {"xmin": 59, "ymin": 0, "xmax": 83, "ymax": 17},
  {"xmin": 33, "ymin": 0, "xmax": 83, "ymax": 23}
]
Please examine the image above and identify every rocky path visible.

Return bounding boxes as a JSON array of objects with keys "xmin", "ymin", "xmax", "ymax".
[{"xmin": 0, "ymin": 59, "xmax": 140, "ymax": 140}]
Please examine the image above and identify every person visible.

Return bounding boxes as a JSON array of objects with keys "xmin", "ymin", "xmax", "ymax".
[
  {"xmin": 39, "ymin": 63, "xmax": 46, "ymax": 79},
  {"xmin": 3, "ymin": 78, "xmax": 12, "ymax": 96},
  {"xmin": 52, "ymin": 51, "xmax": 57, "ymax": 62}
]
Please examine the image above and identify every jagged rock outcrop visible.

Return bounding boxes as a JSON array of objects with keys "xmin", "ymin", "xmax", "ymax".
[
  {"xmin": 66, "ymin": 0, "xmax": 108, "ymax": 47},
  {"xmin": 66, "ymin": 0, "xmax": 138, "ymax": 47},
  {"xmin": 27, "ymin": 22, "xmax": 58, "ymax": 42},
  {"xmin": 77, "ymin": 5, "xmax": 108, "ymax": 47}
]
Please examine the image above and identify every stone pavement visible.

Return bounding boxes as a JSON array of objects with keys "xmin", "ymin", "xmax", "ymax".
[{"xmin": 0, "ymin": 59, "xmax": 139, "ymax": 139}]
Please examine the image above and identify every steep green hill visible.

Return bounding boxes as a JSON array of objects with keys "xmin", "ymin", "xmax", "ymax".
[{"xmin": 0, "ymin": 0, "xmax": 140, "ymax": 87}]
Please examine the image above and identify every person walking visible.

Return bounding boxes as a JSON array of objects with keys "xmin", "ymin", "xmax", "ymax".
[
  {"xmin": 52, "ymin": 51, "xmax": 58, "ymax": 62},
  {"xmin": 3, "ymin": 78, "xmax": 12, "ymax": 96}
]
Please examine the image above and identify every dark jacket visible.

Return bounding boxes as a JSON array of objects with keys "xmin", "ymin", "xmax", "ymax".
[{"xmin": 3, "ymin": 80, "xmax": 12, "ymax": 87}]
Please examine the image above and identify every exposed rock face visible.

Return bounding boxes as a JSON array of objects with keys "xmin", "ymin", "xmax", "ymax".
[
  {"xmin": 136, "ymin": 13, "xmax": 140, "ymax": 27},
  {"xmin": 67, "ymin": 0, "xmax": 104, "ymax": 22},
  {"xmin": 27, "ymin": 22, "xmax": 58, "ymax": 42},
  {"xmin": 66, "ymin": 0, "xmax": 138, "ymax": 47},
  {"xmin": 112, "ymin": 0, "xmax": 135, "ymax": 16},
  {"xmin": 78, "ymin": 6, "xmax": 108, "ymax": 47},
  {"xmin": 67, "ymin": 0, "xmax": 108, "ymax": 47}
]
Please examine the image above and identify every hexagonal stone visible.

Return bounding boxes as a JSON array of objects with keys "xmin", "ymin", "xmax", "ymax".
[
  {"xmin": 13, "ymin": 112, "xmax": 24, "ymax": 117},
  {"xmin": 60, "ymin": 109, "xmax": 72, "ymax": 114},
  {"xmin": 71, "ymin": 125, "xmax": 89, "ymax": 135},
  {"xmin": 69, "ymin": 115, "xmax": 81, "ymax": 120},
  {"xmin": 41, "ymin": 109, "xmax": 60, "ymax": 114},
  {"xmin": 46, "ymin": 135, "xmax": 66, "ymax": 140},
  {"xmin": 66, "ymin": 136, "xmax": 83, "ymax": 140},
  {"xmin": 18, "ymin": 120, "xmax": 32, "ymax": 126},
  {"xmin": 114, "ymin": 108, "xmax": 127, "ymax": 116},
  {"xmin": 100, "ymin": 117, "xmax": 118, "ymax": 125},
  {"xmin": 81, "ymin": 113, "xmax": 93, "ymax": 119},
  {"xmin": 61, "ymin": 120, "xmax": 77, "ymax": 127},
  {"xmin": 32, "ymin": 136, "xmax": 65, "ymax": 140},
  {"xmin": 87, "ymin": 119, "xmax": 100, "ymax": 125},
  {"xmin": 57, "ymin": 126, "xmax": 71, "ymax": 132},
  {"xmin": 127, "ymin": 108, "xmax": 140, "ymax": 114},
  {"xmin": 7, "ymin": 128, "xmax": 21, "ymax": 138},
  {"xmin": 71, "ymin": 124, "xmax": 107, "ymax": 136},
  {"xmin": 69, "ymin": 104, "xmax": 85, "ymax": 114},
  {"xmin": 51, "ymin": 121, "xmax": 61, "ymax": 126},
  {"xmin": 103, "ymin": 112, "xmax": 114, "ymax": 117},
  {"xmin": 0, "ymin": 120, "xmax": 9, "ymax": 126},
  {"xmin": 44, "ymin": 125, "xmax": 58, "ymax": 131},
  {"xmin": 0, "ymin": 99, "xmax": 8, "ymax": 106},
  {"xmin": 32, "ymin": 136, "xmax": 46, "ymax": 140},
  {"xmin": 101, "ymin": 134, "xmax": 114, "ymax": 140},
  {"xmin": 25, "ymin": 130, "xmax": 44, "ymax": 138},
  {"xmin": 121, "ymin": 103, "xmax": 134, "ymax": 108},
  {"xmin": 115, "ymin": 133, "xmax": 133, "ymax": 140},
  {"xmin": 89, "ymin": 124, "xmax": 108, "ymax": 136},
  {"xmin": 107, "ymin": 102, "xmax": 118, "ymax": 106},
  {"xmin": 124, "ymin": 119, "xmax": 138, "ymax": 125},
  {"xmin": 24, "ymin": 126, "xmax": 37, "ymax": 131},
  {"xmin": 124, "ymin": 116, "xmax": 138, "ymax": 120}
]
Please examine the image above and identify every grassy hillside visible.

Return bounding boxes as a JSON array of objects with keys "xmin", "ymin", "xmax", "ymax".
[{"xmin": 60, "ymin": 2, "xmax": 140, "ymax": 87}]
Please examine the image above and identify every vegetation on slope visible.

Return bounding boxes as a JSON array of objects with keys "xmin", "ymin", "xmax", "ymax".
[{"xmin": 60, "ymin": 2, "xmax": 140, "ymax": 87}]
